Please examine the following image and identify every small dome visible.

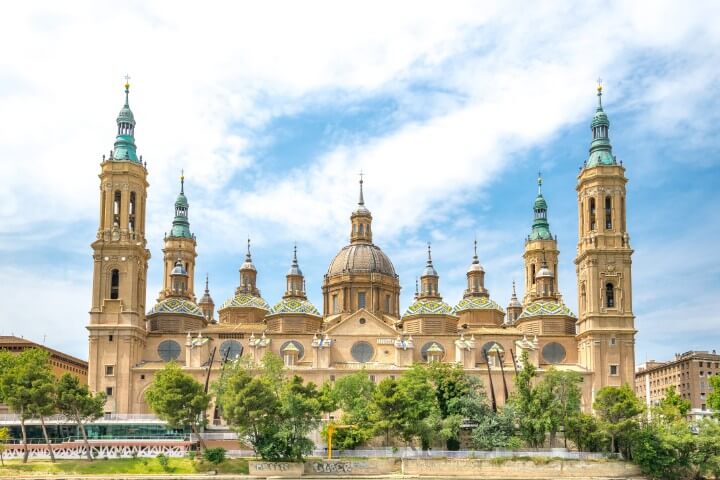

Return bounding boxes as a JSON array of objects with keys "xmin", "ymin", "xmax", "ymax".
[
  {"xmin": 117, "ymin": 105, "xmax": 135, "ymax": 125},
  {"xmin": 403, "ymin": 299, "xmax": 456, "ymax": 318},
  {"xmin": 269, "ymin": 298, "xmax": 321, "ymax": 317},
  {"xmin": 423, "ymin": 264, "xmax": 438, "ymax": 276},
  {"xmin": 591, "ymin": 108, "xmax": 609, "ymax": 128},
  {"xmin": 171, "ymin": 260, "xmax": 187, "ymax": 276},
  {"xmin": 455, "ymin": 296, "xmax": 504, "ymax": 313},
  {"xmin": 534, "ymin": 194, "xmax": 547, "ymax": 210},
  {"xmin": 518, "ymin": 300, "xmax": 575, "ymax": 320},
  {"xmin": 219, "ymin": 293, "xmax": 270, "ymax": 311},
  {"xmin": 536, "ymin": 265, "xmax": 554, "ymax": 279},
  {"xmin": 327, "ymin": 243, "xmax": 396, "ymax": 277},
  {"xmin": 467, "ymin": 263, "xmax": 484, "ymax": 274},
  {"xmin": 586, "ymin": 150, "xmax": 616, "ymax": 168},
  {"xmin": 147, "ymin": 298, "xmax": 204, "ymax": 318},
  {"xmin": 507, "ymin": 296, "xmax": 522, "ymax": 309}
]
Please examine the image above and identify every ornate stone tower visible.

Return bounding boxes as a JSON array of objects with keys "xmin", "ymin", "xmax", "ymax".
[
  {"xmin": 87, "ymin": 80, "xmax": 150, "ymax": 412},
  {"xmin": 575, "ymin": 84, "xmax": 636, "ymax": 393},
  {"xmin": 158, "ymin": 173, "xmax": 197, "ymax": 302},
  {"xmin": 523, "ymin": 175, "xmax": 560, "ymax": 305}
]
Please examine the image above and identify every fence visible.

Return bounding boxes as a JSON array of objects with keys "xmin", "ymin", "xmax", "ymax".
[{"xmin": 228, "ymin": 448, "xmax": 609, "ymax": 460}]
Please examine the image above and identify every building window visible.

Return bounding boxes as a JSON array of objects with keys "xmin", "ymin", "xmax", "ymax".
[
  {"xmin": 129, "ymin": 192, "xmax": 136, "ymax": 232},
  {"xmin": 385, "ymin": 295, "xmax": 391, "ymax": 313},
  {"xmin": 610, "ymin": 364, "xmax": 619, "ymax": 376},
  {"xmin": 140, "ymin": 374, "xmax": 145, "ymax": 380},
  {"xmin": 351, "ymin": 341, "xmax": 374, "ymax": 363},
  {"xmin": 113, "ymin": 191, "xmax": 121, "ymax": 227},
  {"xmin": 589, "ymin": 198, "xmax": 596, "ymax": 231},
  {"xmin": 610, "ymin": 337, "xmax": 617, "ymax": 346},
  {"xmin": 702, "ymin": 404, "xmax": 707, "ymax": 411},
  {"xmin": 605, "ymin": 196, "xmax": 612, "ymax": 229},
  {"xmin": 606, "ymin": 282, "xmax": 615, "ymax": 308},
  {"xmin": 329, "ymin": 375, "xmax": 335, "ymax": 382},
  {"xmin": 110, "ymin": 269, "xmax": 120, "ymax": 299},
  {"xmin": 108, "ymin": 335, "xmax": 113, "ymax": 342},
  {"xmin": 105, "ymin": 365, "xmax": 114, "ymax": 376},
  {"xmin": 369, "ymin": 375, "xmax": 376, "ymax": 383},
  {"xmin": 358, "ymin": 292, "xmax": 366, "ymax": 309},
  {"xmin": 106, "ymin": 387, "xmax": 113, "ymax": 396},
  {"xmin": 531, "ymin": 264, "xmax": 536, "ymax": 284},
  {"xmin": 158, "ymin": 340, "xmax": 182, "ymax": 362},
  {"xmin": 332, "ymin": 294, "xmax": 339, "ymax": 314}
]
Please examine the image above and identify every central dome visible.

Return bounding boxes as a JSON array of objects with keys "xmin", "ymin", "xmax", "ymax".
[{"xmin": 327, "ymin": 243, "xmax": 397, "ymax": 277}]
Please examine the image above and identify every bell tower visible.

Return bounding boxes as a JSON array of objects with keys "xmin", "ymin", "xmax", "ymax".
[
  {"xmin": 575, "ymin": 83, "xmax": 636, "ymax": 393},
  {"xmin": 87, "ymin": 79, "xmax": 150, "ymax": 413}
]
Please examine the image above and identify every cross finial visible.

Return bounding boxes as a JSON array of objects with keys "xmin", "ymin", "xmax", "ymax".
[
  {"xmin": 205, "ymin": 273, "xmax": 209, "ymax": 292},
  {"xmin": 473, "ymin": 238, "xmax": 479, "ymax": 264},
  {"xmin": 597, "ymin": 78, "xmax": 603, "ymax": 107},
  {"xmin": 427, "ymin": 242, "xmax": 433, "ymax": 264},
  {"xmin": 123, "ymin": 74, "xmax": 131, "ymax": 106},
  {"xmin": 512, "ymin": 279, "xmax": 517, "ymax": 296},
  {"xmin": 246, "ymin": 237, "xmax": 252, "ymax": 261},
  {"xmin": 537, "ymin": 171, "xmax": 543, "ymax": 194},
  {"xmin": 358, "ymin": 170, "xmax": 365, "ymax": 205},
  {"xmin": 180, "ymin": 169, "xmax": 185, "ymax": 194}
]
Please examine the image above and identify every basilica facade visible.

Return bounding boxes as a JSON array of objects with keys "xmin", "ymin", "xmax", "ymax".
[{"xmin": 87, "ymin": 82, "xmax": 636, "ymax": 416}]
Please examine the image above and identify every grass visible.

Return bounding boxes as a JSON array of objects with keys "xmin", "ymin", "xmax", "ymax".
[{"xmin": 0, "ymin": 457, "xmax": 249, "ymax": 476}]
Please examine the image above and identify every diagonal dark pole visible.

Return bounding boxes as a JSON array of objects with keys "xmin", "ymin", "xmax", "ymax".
[
  {"xmin": 497, "ymin": 350, "xmax": 509, "ymax": 403},
  {"xmin": 510, "ymin": 349, "xmax": 519, "ymax": 376},
  {"xmin": 204, "ymin": 347, "xmax": 217, "ymax": 394},
  {"xmin": 484, "ymin": 350, "xmax": 497, "ymax": 413}
]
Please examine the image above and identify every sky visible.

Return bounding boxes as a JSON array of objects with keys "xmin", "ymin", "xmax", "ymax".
[{"xmin": 0, "ymin": 1, "xmax": 719, "ymax": 363}]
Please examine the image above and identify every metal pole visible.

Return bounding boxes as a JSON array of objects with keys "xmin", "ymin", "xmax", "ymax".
[
  {"xmin": 510, "ymin": 349, "xmax": 519, "ymax": 376},
  {"xmin": 484, "ymin": 350, "xmax": 497, "ymax": 413},
  {"xmin": 498, "ymin": 350, "xmax": 509, "ymax": 403},
  {"xmin": 204, "ymin": 347, "xmax": 217, "ymax": 394}
]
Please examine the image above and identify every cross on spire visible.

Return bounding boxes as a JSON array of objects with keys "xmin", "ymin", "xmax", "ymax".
[
  {"xmin": 358, "ymin": 170, "xmax": 365, "ymax": 205},
  {"xmin": 537, "ymin": 171, "xmax": 543, "ymax": 194},
  {"xmin": 180, "ymin": 169, "xmax": 185, "ymax": 194},
  {"xmin": 597, "ymin": 78, "xmax": 603, "ymax": 107}
]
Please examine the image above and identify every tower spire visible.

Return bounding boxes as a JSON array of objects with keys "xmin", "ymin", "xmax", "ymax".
[
  {"xmin": 586, "ymin": 81, "xmax": 616, "ymax": 167},
  {"xmin": 113, "ymin": 76, "xmax": 139, "ymax": 163},
  {"xmin": 529, "ymin": 174, "xmax": 552, "ymax": 241},
  {"xmin": 180, "ymin": 169, "xmax": 185, "ymax": 194},
  {"xmin": 358, "ymin": 170, "xmax": 365, "ymax": 206},
  {"xmin": 472, "ymin": 238, "xmax": 479, "ymax": 264},
  {"xmin": 246, "ymin": 237, "xmax": 252, "ymax": 262},
  {"xmin": 169, "ymin": 171, "xmax": 192, "ymax": 238}
]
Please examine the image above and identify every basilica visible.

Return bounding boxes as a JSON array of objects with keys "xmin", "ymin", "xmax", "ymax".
[{"xmin": 87, "ymin": 82, "xmax": 636, "ymax": 416}]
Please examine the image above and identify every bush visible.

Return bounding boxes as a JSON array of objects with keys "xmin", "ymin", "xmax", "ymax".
[
  {"xmin": 157, "ymin": 453, "xmax": 171, "ymax": 472},
  {"xmin": 187, "ymin": 450, "xmax": 196, "ymax": 461},
  {"xmin": 204, "ymin": 447, "xmax": 227, "ymax": 465}
]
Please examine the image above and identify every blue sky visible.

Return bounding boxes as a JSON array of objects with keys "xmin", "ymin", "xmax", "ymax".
[{"xmin": 0, "ymin": 1, "xmax": 719, "ymax": 363}]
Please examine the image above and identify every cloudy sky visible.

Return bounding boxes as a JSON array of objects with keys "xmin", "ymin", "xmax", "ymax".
[{"xmin": 0, "ymin": 1, "xmax": 718, "ymax": 363}]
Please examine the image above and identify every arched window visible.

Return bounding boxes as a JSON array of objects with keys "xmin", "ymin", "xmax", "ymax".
[
  {"xmin": 110, "ymin": 269, "xmax": 120, "ymax": 299},
  {"xmin": 129, "ymin": 192, "xmax": 136, "ymax": 232},
  {"xmin": 113, "ymin": 191, "xmax": 121, "ymax": 227},
  {"xmin": 605, "ymin": 196, "xmax": 612, "ymax": 230},
  {"xmin": 531, "ymin": 264, "xmax": 536, "ymax": 284},
  {"xmin": 589, "ymin": 198, "xmax": 596, "ymax": 231},
  {"xmin": 606, "ymin": 282, "xmax": 615, "ymax": 308},
  {"xmin": 359, "ymin": 224, "xmax": 364, "ymax": 235}
]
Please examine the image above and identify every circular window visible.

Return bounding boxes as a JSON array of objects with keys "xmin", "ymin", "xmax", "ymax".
[
  {"xmin": 421, "ymin": 342, "xmax": 445, "ymax": 361},
  {"xmin": 351, "ymin": 341, "xmax": 374, "ymax": 363},
  {"xmin": 481, "ymin": 341, "xmax": 502, "ymax": 361},
  {"xmin": 158, "ymin": 340, "xmax": 181, "ymax": 362},
  {"xmin": 359, "ymin": 318, "xmax": 366, "ymax": 325},
  {"xmin": 280, "ymin": 340, "xmax": 304, "ymax": 360},
  {"xmin": 542, "ymin": 342, "xmax": 566, "ymax": 364},
  {"xmin": 220, "ymin": 340, "xmax": 243, "ymax": 360}
]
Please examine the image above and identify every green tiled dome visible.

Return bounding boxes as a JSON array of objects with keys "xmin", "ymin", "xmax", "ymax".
[
  {"xmin": 517, "ymin": 300, "xmax": 575, "ymax": 320},
  {"xmin": 454, "ymin": 296, "xmax": 504, "ymax": 313},
  {"xmin": 219, "ymin": 293, "xmax": 270, "ymax": 311},
  {"xmin": 269, "ymin": 298, "xmax": 321, "ymax": 317},
  {"xmin": 403, "ymin": 299, "xmax": 456, "ymax": 318},
  {"xmin": 148, "ymin": 298, "xmax": 204, "ymax": 318}
]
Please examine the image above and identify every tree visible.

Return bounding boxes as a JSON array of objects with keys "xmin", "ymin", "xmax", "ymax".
[
  {"xmin": 324, "ymin": 371, "xmax": 376, "ymax": 450},
  {"xmin": 593, "ymin": 384, "xmax": 643, "ymax": 454},
  {"xmin": 631, "ymin": 420, "xmax": 695, "ymax": 480},
  {"xmin": 470, "ymin": 404, "xmax": 516, "ymax": 450},
  {"xmin": 0, "ymin": 348, "xmax": 59, "ymax": 463},
  {"xmin": 145, "ymin": 362, "xmax": 210, "ymax": 450},
  {"xmin": 538, "ymin": 368, "xmax": 582, "ymax": 448},
  {"xmin": 55, "ymin": 373, "xmax": 106, "ymax": 461},
  {"xmin": 691, "ymin": 419, "xmax": 720, "ymax": 479},
  {"xmin": 510, "ymin": 351, "xmax": 547, "ymax": 447},
  {"xmin": 368, "ymin": 377, "xmax": 405, "ymax": 446},
  {"xmin": 707, "ymin": 374, "xmax": 720, "ymax": 416},
  {"xmin": 655, "ymin": 386, "xmax": 690, "ymax": 424},
  {"xmin": 0, "ymin": 427, "xmax": 9, "ymax": 466},
  {"xmin": 216, "ymin": 353, "xmax": 322, "ymax": 461},
  {"xmin": 566, "ymin": 413, "xmax": 605, "ymax": 452},
  {"xmin": 393, "ymin": 365, "xmax": 443, "ymax": 449}
]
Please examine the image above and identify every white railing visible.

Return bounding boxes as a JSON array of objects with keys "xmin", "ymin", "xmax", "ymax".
[{"xmin": 0, "ymin": 413, "xmax": 163, "ymax": 424}]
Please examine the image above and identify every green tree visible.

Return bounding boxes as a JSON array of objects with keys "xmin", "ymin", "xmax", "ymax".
[
  {"xmin": 538, "ymin": 368, "xmax": 582, "ymax": 448},
  {"xmin": 593, "ymin": 384, "xmax": 643, "ymax": 454},
  {"xmin": 510, "ymin": 351, "xmax": 547, "ymax": 447},
  {"xmin": 655, "ymin": 385, "xmax": 690, "ymax": 424},
  {"xmin": 368, "ymin": 377, "xmax": 405, "ymax": 446},
  {"xmin": 470, "ymin": 405, "xmax": 516, "ymax": 450},
  {"xmin": 631, "ymin": 420, "xmax": 695, "ymax": 480},
  {"xmin": 216, "ymin": 353, "xmax": 322, "ymax": 461},
  {"xmin": 0, "ymin": 427, "xmax": 9, "ymax": 466},
  {"xmin": 325, "ymin": 371, "xmax": 376, "ymax": 450},
  {"xmin": 55, "ymin": 373, "xmax": 106, "ymax": 461},
  {"xmin": 707, "ymin": 374, "xmax": 720, "ymax": 416},
  {"xmin": 0, "ymin": 349, "xmax": 59, "ymax": 463},
  {"xmin": 216, "ymin": 362, "xmax": 280, "ymax": 456},
  {"xmin": 145, "ymin": 362, "xmax": 210, "ymax": 450},
  {"xmin": 394, "ymin": 365, "xmax": 443, "ymax": 449},
  {"xmin": 566, "ymin": 412, "xmax": 605, "ymax": 452},
  {"xmin": 691, "ymin": 419, "xmax": 720, "ymax": 479}
]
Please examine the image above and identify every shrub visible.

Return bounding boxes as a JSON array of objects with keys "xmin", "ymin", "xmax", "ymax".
[
  {"xmin": 187, "ymin": 450, "xmax": 196, "ymax": 461},
  {"xmin": 204, "ymin": 447, "xmax": 227, "ymax": 465},
  {"xmin": 157, "ymin": 453, "xmax": 171, "ymax": 472}
]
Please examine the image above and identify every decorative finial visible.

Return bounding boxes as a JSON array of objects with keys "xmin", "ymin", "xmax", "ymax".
[
  {"xmin": 472, "ymin": 238, "xmax": 479, "ymax": 264},
  {"xmin": 597, "ymin": 78, "xmax": 603, "ymax": 108},
  {"xmin": 512, "ymin": 280, "xmax": 518, "ymax": 297},
  {"xmin": 205, "ymin": 273, "xmax": 209, "ymax": 292},
  {"xmin": 246, "ymin": 237, "xmax": 252, "ymax": 261},
  {"xmin": 124, "ymin": 74, "xmax": 131, "ymax": 106},
  {"xmin": 537, "ymin": 171, "xmax": 543, "ymax": 195},
  {"xmin": 292, "ymin": 243, "xmax": 299, "ymax": 268},
  {"xmin": 358, "ymin": 170, "xmax": 365, "ymax": 205},
  {"xmin": 427, "ymin": 242, "xmax": 433, "ymax": 265},
  {"xmin": 415, "ymin": 277, "xmax": 419, "ymax": 296},
  {"xmin": 180, "ymin": 169, "xmax": 185, "ymax": 194}
]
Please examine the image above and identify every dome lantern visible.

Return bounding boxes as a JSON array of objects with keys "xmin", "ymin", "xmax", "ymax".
[
  {"xmin": 112, "ymin": 77, "xmax": 141, "ymax": 163},
  {"xmin": 586, "ymin": 80, "xmax": 618, "ymax": 168}
]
